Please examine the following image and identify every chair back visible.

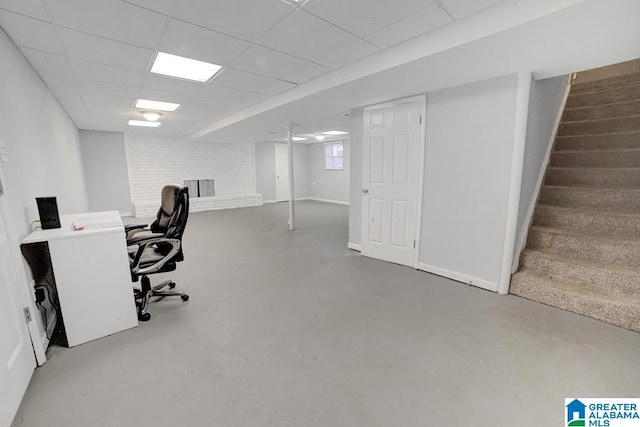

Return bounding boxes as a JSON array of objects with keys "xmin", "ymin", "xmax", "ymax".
[{"xmin": 151, "ymin": 184, "xmax": 189, "ymax": 260}]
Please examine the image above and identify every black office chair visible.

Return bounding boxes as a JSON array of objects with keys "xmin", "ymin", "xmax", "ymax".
[{"xmin": 127, "ymin": 184, "xmax": 190, "ymax": 321}]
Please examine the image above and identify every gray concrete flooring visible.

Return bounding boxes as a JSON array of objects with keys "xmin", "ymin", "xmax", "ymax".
[{"xmin": 12, "ymin": 201, "xmax": 640, "ymax": 426}]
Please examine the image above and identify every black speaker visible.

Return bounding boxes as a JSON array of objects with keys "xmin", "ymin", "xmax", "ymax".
[{"xmin": 36, "ymin": 197, "xmax": 61, "ymax": 229}]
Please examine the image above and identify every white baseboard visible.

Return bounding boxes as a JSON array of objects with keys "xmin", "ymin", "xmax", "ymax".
[
  {"xmin": 262, "ymin": 200, "xmax": 277, "ymax": 204},
  {"xmin": 307, "ymin": 197, "xmax": 350, "ymax": 206},
  {"xmin": 347, "ymin": 242, "xmax": 361, "ymax": 251},
  {"xmin": 417, "ymin": 263, "xmax": 498, "ymax": 293}
]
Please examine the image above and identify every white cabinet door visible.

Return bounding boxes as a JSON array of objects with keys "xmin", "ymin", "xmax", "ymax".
[
  {"xmin": 361, "ymin": 97, "xmax": 425, "ymax": 267},
  {"xmin": 0, "ymin": 199, "xmax": 36, "ymax": 426}
]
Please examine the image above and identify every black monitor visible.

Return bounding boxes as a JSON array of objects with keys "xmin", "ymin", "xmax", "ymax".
[{"xmin": 36, "ymin": 197, "xmax": 61, "ymax": 229}]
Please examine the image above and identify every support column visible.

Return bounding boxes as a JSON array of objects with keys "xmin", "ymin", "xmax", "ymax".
[
  {"xmin": 498, "ymin": 71, "xmax": 532, "ymax": 295},
  {"xmin": 286, "ymin": 123, "xmax": 296, "ymax": 230}
]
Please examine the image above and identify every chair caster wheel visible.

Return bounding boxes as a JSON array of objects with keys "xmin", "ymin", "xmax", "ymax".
[
  {"xmin": 181, "ymin": 294, "xmax": 189, "ymax": 302},
  {"xmin": 168, "ymin": 281, "xmax": 176, "ymax": 289},
  {"xmin": 138, "ymin": 312, "xmax": 151, "ymax": 322}
]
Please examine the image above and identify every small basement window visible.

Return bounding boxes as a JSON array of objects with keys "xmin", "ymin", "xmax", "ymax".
[
  {"xmin": 184, "ymin": 179, "xmax": 215, "ymax": 197},
  {"xmin": 324, "ymin": 141, "xmax": 344, "ymax": 170}
]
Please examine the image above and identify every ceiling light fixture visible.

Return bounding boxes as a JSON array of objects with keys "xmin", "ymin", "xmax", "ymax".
[
  {"xmin": 142, "ymin": 112, "xmax": 161, "ymax": 122},
  {"xmin": 151, "ymin": 52, "xmax": 222, "ymax": 82},
  {"xmin": 128, "ymin": 120, "xmax": 161, "ymax": 128},
  {"xmin": 136, "ymin": 99, "xmax": 180, "ymax": 112},
  {"xmin": 292, "ymin": 137, "xmax": 306, "ymax": 141},
  {"xmin": 315, "ymin": 135, "xmax": 326, "ymax": 141},
  {"xmin": 323, "ymin": 130, "xmax": 349, "ymax": 136}
]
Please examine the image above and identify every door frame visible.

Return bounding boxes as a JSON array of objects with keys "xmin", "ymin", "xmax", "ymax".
[{"xmin": 361, "ymin": 94, "xmax": 426, "ymax": 269}]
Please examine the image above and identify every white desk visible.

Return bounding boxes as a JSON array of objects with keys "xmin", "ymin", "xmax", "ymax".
[{"xmin": 23, "ymin": 211, "xmax": 138, "ymax": 347}]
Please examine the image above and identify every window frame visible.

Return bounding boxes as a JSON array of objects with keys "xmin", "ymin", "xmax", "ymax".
[{"xmin": 324, "ymin": 141, "xmax": 344, "ymax": 171}]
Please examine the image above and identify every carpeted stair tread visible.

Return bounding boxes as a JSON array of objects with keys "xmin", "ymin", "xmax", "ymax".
[
  {"xmin": 550, "ymin": 147, "xmax": 640, "ymax": 168},
  {"xmin": 527, "ymin": 226, "xmax": 640, "ymax": 268},
  {"xmin": 557, "ymin": 115, "xmax": 640, "ymax": 136},
  {"xmin": 533, "ymin": 204, "xmax": 640, "ymax": 239},
  {"xmin": 566, "ymin": 82, "xmax": 640, "ymax": 109},
  {"xmin": 563, "ymin": 99, "xmax": 640, "ymax": 121},
  {"xmin": 510, "ymin": 271, "xmax": 640, "ymax": 332},
  {"xmin": 538, "ymin": 186, "xmax": 640, "ymax": 213},
  {"xmin": 555, "ymin": 131, "xmax": 640, "ymax": 151},
  {"xmin": 570, "ymin": 72, "xmax": 640, "ymax": 93},
  {"xmin": 519, "ymin": 249, "xmax": 640, "ymax": 297},
  {"xmin": 545, "ymin": 166, "xmax": 640, "ymax": 189}
]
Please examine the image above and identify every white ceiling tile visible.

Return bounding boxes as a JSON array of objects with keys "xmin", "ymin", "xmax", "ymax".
[
  {"xmin": 436, "ymin": 0, "xmax": 504, "ymax": 19},
  {"xmin": 196, "ymin": 85, "xmax": 259, "ymax": 109},
  {"xmin": 159, "ymin": 18, "xmax": 250, "ymax": 66},
  {"xmin": 57, "ymin": 27, "xmax": 154, "ymax": 71},
  {"xmin": 143, "ymin": 74, "xmax": 204, "ymax": 96},
  {"xmin": 303, "ymin": 0, "xmax": 430, "ymax": 37},
  {"xmin": 21, "ymin": 48, "xmax": 73, "ymax": 75},
  {"xmin": 0, "ymin": 0, "xmax": 50, "ymax": 21},
  {"xmin": 81, "ymin": 92, "xmax": 137, "ymax": 108},
  {"xmin": 58, "ymin": 99, "xmax": 92, "ymax": 129},
  {"xmin": 121, "ymin": 0, "xmax": 175, "ymax": 15},
  {"xmin": 231, "ymin": 45, "xmax": 310, "ymax": 79},
  {"xmin": 0, "ymin": 10, "xmax": 61, "ymax": 53},
  {"xmin": 210, "ymin": 69, "xmax": 276, "ymax": 92},
  {"xmin": 173, "ymin": 0, "xmax": 293, "ymax": 42},
  {"xmin": 258, "ymin": 10, "xmax": 357, "ymax": 61},
  {"xmin": 365, "ymin": 2, "xmax": 452, "ymax": 49},
  {"xmin": 39, "ymin": 72, "xmax": 80, "ymax": 99},
  {"xmin": 138, "ymin": 87, "xmax": 191, "ymax": 105},
  {"xmin": 46, "ymin": 0, "xmax": 166, "ymax": 49},
  {"xmin": 316, "ymin": 40, "xmax": 379, "ymax": 69},
  {"xmin": 77, "ymin": 79, "xmax": 141, "ymax": 101},
  {"xmin": 282, "ymin": 63, "xmax": 330, "ymax": 84},
  {"xmin": 69, "ymin": 59, "xmax": 146, "ymax": 86},
  {"xmin": 185, "ymin": 96, "xmax": 232, "ymax": 111},
  {"xmin": 259, "ymin": 79, "xmax": 297, "ymax": 95}
]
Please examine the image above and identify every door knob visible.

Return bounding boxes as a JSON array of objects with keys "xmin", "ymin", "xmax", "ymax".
[{"xmin": 361, "ymin": 188, "xmax": 369, "ymax": 194}]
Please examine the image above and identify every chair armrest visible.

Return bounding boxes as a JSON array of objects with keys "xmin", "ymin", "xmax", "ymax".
[
  {"xmin": 124, "ymin": 223, "xmax": 148, "ymax": 233},
  {"xmin": 129, "ymin": 237, "xmax": 181, "ymax": 276},
  {"xmin": 127, "ymin": 231, "xmax": 164, "ymax": 245}
]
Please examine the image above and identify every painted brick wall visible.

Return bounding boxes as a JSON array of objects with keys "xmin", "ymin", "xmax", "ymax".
[{"xmin": 125, "ymin": 137, "xmax": 261, "ymax": 216}]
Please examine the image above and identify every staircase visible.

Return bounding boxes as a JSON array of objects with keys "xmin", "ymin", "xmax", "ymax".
[{"xmin": 510, "ymin": 71, "xmax": 640, "ymax": 332}]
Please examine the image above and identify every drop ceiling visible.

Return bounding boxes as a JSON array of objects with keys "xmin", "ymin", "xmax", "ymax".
[
  {"xmin": 0, "ymin": 0, "xmax": 638, "ymax": 144},
  {"xmin": 0, "ymin": 0, "xmax": 506, "ymax": 141}
]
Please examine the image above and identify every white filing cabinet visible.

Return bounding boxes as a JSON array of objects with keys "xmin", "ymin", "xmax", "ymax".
[{"xmin": 23, "ymin": 211, "xmax": 138, "ymax": 347}]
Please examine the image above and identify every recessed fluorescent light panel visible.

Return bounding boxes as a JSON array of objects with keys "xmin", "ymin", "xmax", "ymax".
[
  {"xmin": 292, "ymin": 137, "xmax": 307, "ymax": 141},
  {"xmin": 129, "ymin": 120, "xmax": 161, "ymax": 128},
  {"xmin": 151, "ymin": 52, "xmax": 222, "ymax": 82},
  {"xmin": 135, "ymin": 99, "xmax": 180, "ymax": 112},
  {"xmin": 322, "ymin": 130, "xmax": 349, "ymax": 135}
]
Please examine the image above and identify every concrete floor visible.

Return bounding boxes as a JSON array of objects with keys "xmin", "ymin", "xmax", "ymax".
[{"xmin": 12, "ymin": 201, "xmax": 640, "ymax": 426}]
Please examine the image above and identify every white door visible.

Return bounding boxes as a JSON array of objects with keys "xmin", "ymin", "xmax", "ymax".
[
  {"xmin": 361, "ymin": 96, "xmax": 425, "ymax": 267},
  {"xmin": 275, "ymin": 144, "xmax": 289, "ymax": 202},
  {"xmin": 0, "ymin": 184, "xmax": 36, "ymax": 425}
]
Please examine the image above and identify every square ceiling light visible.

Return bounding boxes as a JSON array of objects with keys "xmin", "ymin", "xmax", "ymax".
[
  {"xmin": 135, "ymin": 99, "xmax": 180, "ymax": 112},
  {"xmin": 128, "ymin": 120, "xmax": 161, "ymax": 127},
  {"xmin": 151, "ymin": 52, "xmax": 222, "ymax": 82},
  {"xmin": 323, "ymin": 130, "xmax": 349, "ymax": 135}
]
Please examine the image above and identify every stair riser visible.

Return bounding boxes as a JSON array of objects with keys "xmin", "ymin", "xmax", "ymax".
[
  {"xmin": 539, "ymin": 186, "xmax": 640, "ymax": 213},
  {"xmin": 566, "ymin": 84, "xmax": 640, "ymax": 108},
  {"xmin": 571, "ymin": 73, "xmax": 640, "ymax": 93},
  {"xmin": 510, "ymin": 274, "xmax": 640, "ymax": 332},
  {"xmin": 520, "ymin": 251, "xmax": 640, "ymax": 297},
  {"xmin": 533, "ymin": 206, "xmax": 640, "ymax": 239},
  {"xmin": 563, "ymin": 100, "xmax": 640, "ymax": 121},
  {"xmin": 545, "ymin": 168, "xmax": 640, "ymax": 189},
  {"xmin": 550, "ymin": 150, "xmax": 640, "ymax": 168},
  {"xmin": 555, "ymin": 133, "xmax": 640, "ymax": 151},
  {"xmin": 558, "ymin": 116, "xmax": 640, "ymax": 136},
  {"xmin": 527, "ymin": 228, "xmax": 640, "ymax": 268}
]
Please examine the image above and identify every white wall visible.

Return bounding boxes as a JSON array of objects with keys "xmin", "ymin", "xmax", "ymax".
[
  {"xmin": 513, "ymin": 75, "xmax": 569, "ymax": 267},
  {"xmin": 125, "ymin": 137, "xmax": 260, "ymax": 216},
  {"xmin": 0, "ymin": 28, "xmax": 88, "ymax": 241},
  {"xmin": 418, "ymin": 75, "xmax": 518, "ymax": 291},
  {"xmin": 80, "ymin": 131, "xmax": 132, "ymax": 215},
  {"xmin": 254, "ymin": 142, "xmax": 311, "ymax": 202},
  {"xmin": 308, "ymin": 140, "xmax": 350, "ymax": 204}
]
